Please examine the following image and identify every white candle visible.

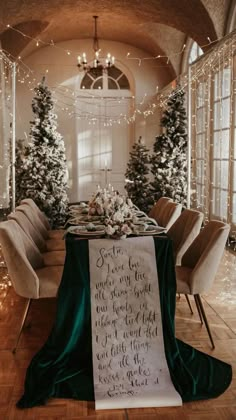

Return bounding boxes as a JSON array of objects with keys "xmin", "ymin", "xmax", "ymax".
[{"xmin": 104, "ymin": 159, "xmax": 107, "ymax": 169}]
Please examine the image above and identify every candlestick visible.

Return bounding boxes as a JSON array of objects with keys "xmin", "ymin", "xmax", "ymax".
[{"xmin": 100, "ymin": 167, "xmax": 112, "ymax": 189}]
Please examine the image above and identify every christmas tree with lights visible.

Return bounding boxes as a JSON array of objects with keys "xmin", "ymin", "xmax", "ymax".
[
  {"xmin": 125, "ymin": 136, "xmax": 151, "ymax": 213},
  {"xmin": 150, "ymin": 86, "xmax": 187, "ymax": 205},
  {"xmin": 19, "ymin": 77, "xmax": 68, "ymax": 227}
]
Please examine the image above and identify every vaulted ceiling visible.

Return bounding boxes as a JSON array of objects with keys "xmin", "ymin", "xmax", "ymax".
[{"xmin": 0, "ymin": 0, "xmax": 232, "ymax": 84}]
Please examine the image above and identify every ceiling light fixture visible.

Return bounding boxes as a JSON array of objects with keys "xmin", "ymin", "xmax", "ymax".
[{"xmin": 77, "ymin": 16, "xmax": 115, "ymax": 73}]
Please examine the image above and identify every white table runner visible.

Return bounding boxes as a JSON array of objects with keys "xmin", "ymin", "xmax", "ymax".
[{"xmin": 89, "ymin": 236, "xmax": 182, "ymax": 410}]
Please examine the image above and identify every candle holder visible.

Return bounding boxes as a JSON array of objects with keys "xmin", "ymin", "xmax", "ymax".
[{"xmin": 100, "ymin": 167, "xmax": 112, "ymax": 189}]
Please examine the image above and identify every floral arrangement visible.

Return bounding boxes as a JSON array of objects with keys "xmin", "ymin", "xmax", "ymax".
[{"xmin": 88, "ymin": 190, "xmax": 138, "ymax": 238}]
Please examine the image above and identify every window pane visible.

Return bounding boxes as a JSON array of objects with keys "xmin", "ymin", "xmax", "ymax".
[
  {"xmin": 213, "ymin": 161, "xmax": 220, "ymax": 186},
  {"xmin": 108, "ymin": 67, "xmax": 122, "ymax": 79},
  {"xmin": 108, "ymin": 78, "xmax": 118, "ymax": 90},
  {"xmin": 196, "ymin": 160, "xmax": 204, "ymax": 180},
  {"xmin": 196, "ymin": 183, "xmax": 205, "ymax": 207},
  {"xmin": 221, "ymin": 161, "xmax": 229, "ymax": 189},
  {"xmin": 214, "ymin": 72, "xmax": 221, "ymax": 100},
  {"xmin": 118, "ymin": 74, "xmax": 130, "ymax": 89},
  {"xmin": 222, "ymin": 68, "xmax": 231, "ymax": 96},
  {"xmin": 233, "ymin": 161, "xmax": 236, "ymax": 190},
  {"xmin": 214, "ymin": 102, "xmax": 221, "ymax": 130},
  {"xmin": 212, "ymin": 161, "xmax": 229, "ymax": 189},
  {"xmin": 196, "ymin": 134, "xmax": 205, "ymax": 159},
  {"xmin": 80, "ymin": 73, "xmax": 93, "ymax": 89},
  {"xmin": 93, "ymin": 78, "xmax": 103, "ymax": 90},
  {"xmin": 220, "ymin": 190, "xmax": 228, "ymax": 220},
  {"xmin": 233, "ymin": 193, "xmax": 236, "ymax": 223},
  {"xmin": 213, "ymin": 130, "xmax": 229, "ymax": 159},
  {"xmin": 196, "ymin": 108, "xmax": 205, "ymax": 133},
  {"xmin": 90, "ymin": 67, "xmax": 103, "ymax": 78},
  {"xmin": 212, "ymin": 188, "xmax": 227, "ymax": 219},
  {"xmin": 197, "ymin": 83, "xmax": 205, "ymax": 107},
  {"xmin": 222, "ymin": 98, "xmax": 230, "ymax": 128}
]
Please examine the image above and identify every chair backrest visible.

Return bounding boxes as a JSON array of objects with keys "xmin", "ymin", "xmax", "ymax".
[
  {"xmin": 16, "ymin": 204, "xmax": 49, "ymax": 240},
  {"xmin": 182, "ymin": 220, "xmax": 230, "ymax": 294},
  {"xmin": 167, "ymin": 209, "xmax": 204, "ymax": 265},
  {"xmin": 0, "ymin": 220, "xmax": 44, "ymax": 298},
  {"xmin": 158, "ymin": 201, "xmax": 182, "ymax": 230},
  {"xmin": 21, "ymin": 198, "xmax": 51, "ymax": 230},
  {"xmin": 8, "ymin": 210, "xmax": 46, "ymax": 252},
  {"xmin": 149, "ymin": 197, "xmax": 172, "ymax": 219}
]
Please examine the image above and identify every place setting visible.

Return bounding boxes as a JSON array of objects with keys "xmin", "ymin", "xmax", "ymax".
[{"xmin": 65, "ymin": 187, "xmax": 166, "ymax": 239}]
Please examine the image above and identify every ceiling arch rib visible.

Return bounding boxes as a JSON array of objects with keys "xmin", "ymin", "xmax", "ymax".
[
  {"xmin": 0, "ymin": 0, "xmax": 217, "ymax": 56},
  {"xmin": 0, "ymin": 20, "xmax": 49, "ymax": 58}
]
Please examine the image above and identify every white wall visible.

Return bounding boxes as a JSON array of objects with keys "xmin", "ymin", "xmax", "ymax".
[{"xmin": 16, "ymin": 39, "xmax": 161, "ymax": 202}]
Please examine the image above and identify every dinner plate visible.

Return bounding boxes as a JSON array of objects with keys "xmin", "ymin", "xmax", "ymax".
[
  {"xmin": 138, "ymin": 226, "xmax": 166, "ymax": 235},
  {"xmin": 67, "ymin": 225, "xmax": 105, "ymax": 236},
  {"xmin": 76, "ymin": 230, "xmax": 105, "ymax": 237}
]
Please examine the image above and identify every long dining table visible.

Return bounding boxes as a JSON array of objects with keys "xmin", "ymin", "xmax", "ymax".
[{"xmin": 17, "ymin": 233, "xmax": 232, "ymax": 408}]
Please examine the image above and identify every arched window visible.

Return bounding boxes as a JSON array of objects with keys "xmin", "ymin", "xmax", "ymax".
[
  {"xmin": 188, "ymin": 41, "xmax": 203, "ymax": 64},
  {"xmin": 80, "ymin": 66, "xmax": 130, "ymax": 90}
]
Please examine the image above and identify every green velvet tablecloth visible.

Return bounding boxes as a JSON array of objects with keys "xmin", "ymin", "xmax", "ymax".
[{"xmin": 17, "ymin": 236, "xmax": 232, "ymax": 408}]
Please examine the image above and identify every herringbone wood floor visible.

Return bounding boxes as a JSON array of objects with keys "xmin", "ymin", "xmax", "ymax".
[{"xmin": 0, "ymin": 250, "xmax": 235, "ymax": 419}]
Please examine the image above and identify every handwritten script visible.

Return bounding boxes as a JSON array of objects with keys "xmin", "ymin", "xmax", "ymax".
[{"xmin": 89, "ymin": 237, "xmax": 182, "ymax": 409}]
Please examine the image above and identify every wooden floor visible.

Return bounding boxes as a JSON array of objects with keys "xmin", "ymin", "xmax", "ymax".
[{"xmin": 0, "ymin": 250, "xmax": 235, "ymax": 419}]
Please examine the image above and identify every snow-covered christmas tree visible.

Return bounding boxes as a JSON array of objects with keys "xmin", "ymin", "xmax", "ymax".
[
  {"xmin": 150, "ymin": 85, "xmax": 187, "ymax": 205},
  {"xmin": 19, "ymin": 77, "xmax": 68, "ymax": 227},
  {"xmin": 15, "ymin": 139, "xmax": 29, "ymax": 206},
  {"xmin": 124, "ymin": 136, "xmax": 151, "ymax": 213}
]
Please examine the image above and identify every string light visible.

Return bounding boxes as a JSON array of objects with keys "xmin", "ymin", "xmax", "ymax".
[{"xmin": 0, "ymin": 28, "xmax": 235, "ymax": 129}]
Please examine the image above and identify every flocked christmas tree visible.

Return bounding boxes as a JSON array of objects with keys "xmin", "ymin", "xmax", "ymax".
[
  {"xmin": 19, "ymin": 77, "xmax": 68, "ymax": 227},
  {"xmin": 15, "ymin": 139, "xmax": 29, "ymax": 206},
  {"xmin": 150, "ymin": 85, "xmax": 187, "ymax": 205},
  {"xmin": 124, "ymin": 136, "xmax": 151, "ymax": 213}
]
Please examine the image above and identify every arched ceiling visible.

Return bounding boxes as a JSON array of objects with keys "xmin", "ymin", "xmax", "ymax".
[{"xmin": 0, "ymin": 0, "xmax": 232, "ymax": 85}]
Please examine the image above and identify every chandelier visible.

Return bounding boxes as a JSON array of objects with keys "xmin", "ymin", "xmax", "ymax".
[{"xmin": 77, "ymin": 16, "xmax": 115, "ymax": 73}]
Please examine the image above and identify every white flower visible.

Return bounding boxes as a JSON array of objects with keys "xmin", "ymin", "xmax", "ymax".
[
  {"xmin": 115, "ymin": 196, "xmax": 124, "ymax": 206},
  {"xmin": 106, "ymin": 224, "xmax": 116, "ymax": 236},
  {"xmin": 112, "ymin": 211, "xmax": 124, "ymax": 223}
]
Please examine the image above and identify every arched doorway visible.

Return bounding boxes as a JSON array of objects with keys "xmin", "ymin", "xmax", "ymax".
[{"xmin": 75, "ymin": 66, "xmax": 132, "ymax": 201}]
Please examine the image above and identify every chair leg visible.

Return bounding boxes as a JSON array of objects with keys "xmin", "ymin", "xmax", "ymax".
[
  {"xmin": 195, "ymin": 294, "xmax": 215, "ymax": 349},
  {"xmin": 194, "ymin": 295, "xmax": 203, "ymax": 324},
  {"xmin": 185, "ymin": 294, "xmax": 194, "ymax": 314},
  {"xmin": 12, "ymin": 298, "xmax": 31, "ymax": 354}
]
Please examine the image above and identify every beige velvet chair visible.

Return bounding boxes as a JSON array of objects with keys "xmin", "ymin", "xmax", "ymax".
[
  {"xmin": 148, "ymin": 197, "xmax": 172, "ymax": 219},
  {"xmin": 16, "ymin": 204, "xmax": 65, "ymax": 251},
  {"xmin": 154, "ymin": 201, "xmax": 182, "ymax": 230},
  {"xmin": 7, "ymin": 211, "xmax": 65, "ymax": 266},
  {"xmin": 21, "ymin": 198, "xmax": 64, "ymax": 239},
  {"xmin": 0, "ymin": 220, "xmax": 63, "ymax": 352},
  {"xmin": 167, "ymin": 209, "xmax": 204, "ymax": 265},
  {"xmin": 175, "ymin": 220, "xmax": 230, "ymax": 349}
]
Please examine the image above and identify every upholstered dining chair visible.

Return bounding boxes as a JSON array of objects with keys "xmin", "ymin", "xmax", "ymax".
[
  {"xmin": 167, "ymin": 209, "xmax": 204, "ymax": 265},
  {"xmin": 21, "ymin": 198, "xmax": 51, "ymax": 229},
  {"xmin": 175, "ymin": 220, "xmax": 230, "ymax": 349},
  {"xmin": 16, "ymin": 204, "xmax": 65, "ymax": 251},
  {"xmin": 154, "ymin": 201, "xmax": 182, "ymax": 231},
  {"xmin": 21, "ymin": 198, "xmax": 64, "ymax": 239},
  {"xmin": 0, "ymin": 220, "xmax": 63, "ymax": 353},
  {"xmin": 148, "ymin": 197, "xmax": 172, "ymax": 219},
  {"xmin": 7, "ymin": 210, "xmax": 65, "ymax": 266}
]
